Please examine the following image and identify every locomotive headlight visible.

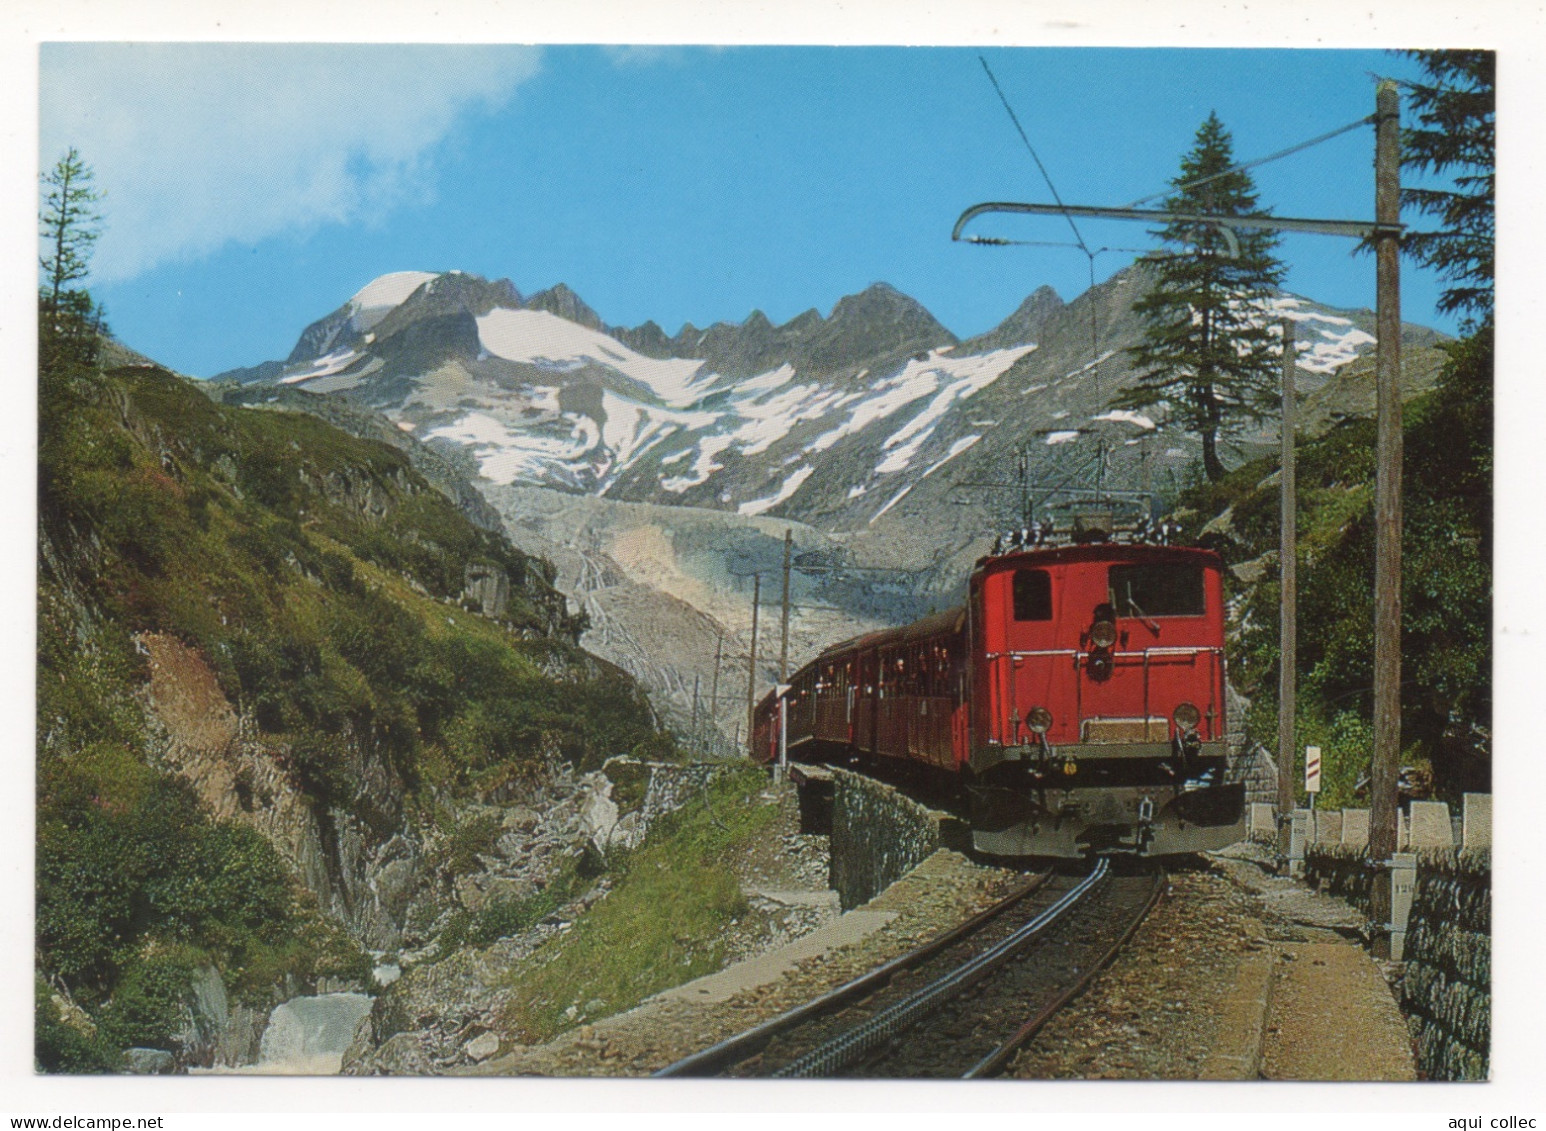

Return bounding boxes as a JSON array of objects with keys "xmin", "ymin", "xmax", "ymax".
[
  {"xmin": 1089, "ymin": 602, "xmax": 1118, "ymax": 648},
  {"xmin": 1173, "ymin": 702, "xmax": 1201, "ymax": 734},
  {"xmin": 1028, "ymin": 706, "xmax": 1053, "ymax": 735}
]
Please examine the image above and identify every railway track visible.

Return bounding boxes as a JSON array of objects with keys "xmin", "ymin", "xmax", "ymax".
[{"xmin": 657, "ymin": 857, "xmax": 1166, "ymax": 1079}]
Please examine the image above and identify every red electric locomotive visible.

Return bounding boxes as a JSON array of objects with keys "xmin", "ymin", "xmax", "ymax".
[{"xmin": 753, "ymin": 537, "xmax": 1247, "ymax": 858}]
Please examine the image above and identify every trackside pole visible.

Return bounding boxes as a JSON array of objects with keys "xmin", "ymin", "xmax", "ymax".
[
  {"xmin": 778, "ymin": 693, "xmax": 788, "ymax": 782},
  {"xmin": 747, "ymin": 574, "xmax": 760, "ymax": 760},
  {"xmin": 1370, "ymin": 79, "xmax": 1403, "ymax": 938},
  {"xmin": 1277, "ymin": 319, "xmax": 1298, "ymax": 857},
  {"xmin": 780, "ymin": 529, "xmax": 793, "ymax": 684}
]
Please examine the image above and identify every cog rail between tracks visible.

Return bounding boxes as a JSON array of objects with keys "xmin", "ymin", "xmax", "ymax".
[
  {"xmin": 659, "ymin": 856, "xmax": 1155, "ymax": 1079},
  {"xmin": 773, "ymin": 858, "xmax": 1110, "ymax": 1078}
]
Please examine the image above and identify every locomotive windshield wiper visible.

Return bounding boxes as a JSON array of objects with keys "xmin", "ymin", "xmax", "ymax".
[{"xmin": 1124, "ymin": 594, "xmax": 1161, "ymax": 637}]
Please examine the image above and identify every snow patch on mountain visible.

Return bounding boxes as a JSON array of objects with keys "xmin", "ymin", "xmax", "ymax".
[
  {"xmin": 1092, "ymin": 409, "xmax": 1156, "ymax": 429},
  {"xmin": 477, "ymin": 309, "xmax": 708, "ymax": 406},
  {"xmin": 597, "ymin": 392, "xmax": 678, "ymax": 486},
  {"xmin": 869, "ymin": 482, "xmax": 916, "ymax": 525},
  {"xmin": 1059, "ymin": 351, "xmax": 1117, "ymax": 383},
  {"xmin": 866, "ymin": 433, "xmax": 982, "ymax": 525},
  {"xmin": 737, "ymin": 364, "xmax": 798, "ymax": 395},
  {"xmin": 729, "ymin": 378, "xmax": 847, "ymax": 458},
  {"xmin": 660, "ymin": 433, "xmax": 737, "ymax": 495},
  {"xmin": 1253, "ymin": 296, "xmax": 1379, "ymax": 374},
  {"xmin": 739, "ymin": 466, "xmax": 814, "ymax": 517},
  {"xmin": 351, "ymin": 271, "xmax": 438, "ymax": 312},
  {"xmin": 427, "ymin": 410, "xmax": 600, "ymax": 488},
  {"xmin": 282, "ymin": 348, "xmax": 359, "ymax": 383},
  {"xmin": 810, "ymin": 345, "xmax": 1034, "ymax": 459}
]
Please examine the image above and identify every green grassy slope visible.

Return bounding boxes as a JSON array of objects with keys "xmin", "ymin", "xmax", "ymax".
[{"xmin": 36, "ymin": 360, "xmax": 669, "ymax": 1068}]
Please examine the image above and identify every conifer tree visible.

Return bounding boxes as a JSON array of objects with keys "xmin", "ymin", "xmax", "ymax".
[
  {"xmin": 38, "ymin": 148, "xmax": 105, "ymax": 371},
  {"xmin": 1115, "ymin": 113, "xmax": 1286, "ymax": 482},
  {"xmin": 1400, "ymin": 50, "xmax": 1494, "ymax": 328}
]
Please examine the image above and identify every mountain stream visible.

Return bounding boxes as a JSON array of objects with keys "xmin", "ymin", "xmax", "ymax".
[{"xmin": 231, "ymin": 992, "xmax": 374, "ymax": 1075}]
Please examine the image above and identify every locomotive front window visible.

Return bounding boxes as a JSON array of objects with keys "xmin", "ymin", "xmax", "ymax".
[
  {"xmin": 1012, "ymin": 569, "xmax": 1053, "ymax": 621},
  {"xmin": 1109, "ymin": 562, "xmax": 1205, "ymax": 618}
]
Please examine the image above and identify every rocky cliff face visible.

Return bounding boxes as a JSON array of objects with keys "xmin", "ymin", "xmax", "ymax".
[{"xmin": 140, "ymin": 632, "xmax": 413, "ymax": 949}]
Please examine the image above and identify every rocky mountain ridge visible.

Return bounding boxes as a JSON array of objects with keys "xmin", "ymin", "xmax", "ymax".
[
  {"xmin": 204, "ymin": 266, "xmax": 1451, "ymax": 739},
  {"xmin": 218, "ymin": 266, "xmax": 1446, "ymax": 546}
]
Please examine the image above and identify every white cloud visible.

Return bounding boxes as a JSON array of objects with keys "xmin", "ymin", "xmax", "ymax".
[
  {"xmin": 600, "ymin": 45, "xmax": 693, "ymax": 67},
  {"xmin": 39, "ymin": 43, "xmax": 542, "ymax": 282}
]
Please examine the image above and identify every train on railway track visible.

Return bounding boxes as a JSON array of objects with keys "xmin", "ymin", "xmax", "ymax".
[{"xmin": 752, "ymin": 525, "xmax": 1247, "ymax": 858}]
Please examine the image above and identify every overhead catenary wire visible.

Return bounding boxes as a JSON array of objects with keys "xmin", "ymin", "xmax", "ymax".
[
  {"xmin": 964, "ymin": 236, "xmax": 1149, "ymax": 256},
  {"xmin": 978, "ymin": 56, "xmax": 1093, "ymax": 259},
  {"xmin": 1123, "ymin": 114, "xmax": 1376, "ymax": 209},
  {"xmin": 977, "ymin": 55, "xmax": 1106, "ymax": 388}
]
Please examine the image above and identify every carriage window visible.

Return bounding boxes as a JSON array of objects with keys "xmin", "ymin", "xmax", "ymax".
[
  {"xmin": 1012, "ymin": 569, "xmax": 1052, "ymax": 621},
  {"xmin": 1109, "ymin": 562, "xmax": 1205, "ymax": 618}
]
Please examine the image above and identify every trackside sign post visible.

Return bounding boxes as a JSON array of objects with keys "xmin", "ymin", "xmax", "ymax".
[{"xmin": 1305, "ymin": 745, "xmax": 1322, "ymax": 800}]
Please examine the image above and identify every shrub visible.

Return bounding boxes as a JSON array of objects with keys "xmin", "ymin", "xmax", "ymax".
[
  {"xmin": 96, "ymin": 954, "xmax": 194, "ymax": 1054},
  {"xmin": 441, "ymin": 811, "xmax": 505, "ymax": 877},
  {"xmin": 34, "ymin": 977, "xmax": 113, "ymax": 1073}
]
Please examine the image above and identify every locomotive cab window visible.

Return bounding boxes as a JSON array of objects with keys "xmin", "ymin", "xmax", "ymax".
[
  {"xmin": 1109, "ymin": 562, "xmax": 1205, "ymax": 618},
  {"xmin": 1012, "ymin": 569, "xmax": 1052, "ymax": 621}
]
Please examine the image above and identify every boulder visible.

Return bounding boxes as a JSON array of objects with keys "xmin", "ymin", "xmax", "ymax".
[
  {"xmin": 496, "ymin": 832, "xmax": 529, "ymax": 860},
  {"xmin": 479, "ymin": 876, "xmax": 534, "ymax": 908},
  {"xmin": 455, "ymin": 874, "xmax": 487, "ymax": 912},
  {"xmin": 345, "ymin": 1030, "xmax": 437, "ymax": 1076},
  {"xmin": 579, "ymin": 781, "xmax": 621, "ymax": 849},
  {"xmin": 123, "ymin": 1048, "xmax": 175, "ymax": 1074},
  {"xmin": 465, "ymin": 1031, "xmax": 500, "ymax": 1062}
]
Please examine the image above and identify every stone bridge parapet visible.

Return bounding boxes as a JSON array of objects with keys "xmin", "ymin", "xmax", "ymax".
[{"xmin": 813, "ymin": 767, "xmax": 971, "ymax": 910}]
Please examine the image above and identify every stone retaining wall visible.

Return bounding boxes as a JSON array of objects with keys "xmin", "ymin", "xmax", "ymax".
[
  {"xmin": 828, "ymin": 768, "xmax": 971, "ymax": 910},
  {"xmin": 1236, "ymin": 744, "xmax": 1281, "ymax": 808},
  {"xmin": 1401, "ymin": 848, "xmax": 1490, "ymax": 1081},
  {"xmin": 1305, "ymin": 843, "xmax": 1490, "ymax": 1081},
  {"xmin": 1303, "ymin": 844, "xmax": 1375, "ymax": 917}
]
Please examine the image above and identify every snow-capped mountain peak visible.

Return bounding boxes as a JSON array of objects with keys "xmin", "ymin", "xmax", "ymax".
[
  {"xmin": 349, "ymin": 270, "xmax": 439, "ymax": 313},
  {"xmin": 226, "ymin": 265, "xmax": 1443, "ymax": 534}
]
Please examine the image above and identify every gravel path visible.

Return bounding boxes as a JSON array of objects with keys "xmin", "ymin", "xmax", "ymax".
[{"xmin": 1009, "ymin": 844, "xmax": 1416, "ymax": 1081}]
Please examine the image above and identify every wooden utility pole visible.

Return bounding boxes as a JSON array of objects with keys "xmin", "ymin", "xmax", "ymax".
[
  {"xmin": 779, "ymin": 529, "xmax": 793, "ymax": 683},
  {"xmin": 1277, "ymin": 318, "xmax": 1299, "ymax": 837},
  {"xmin": 746, "ymin": 574, "xmax": 761, "ymax": 758},
  {"xmin": 1369, "ymin": 80, "xmax": 1403, "ymax": 878}
]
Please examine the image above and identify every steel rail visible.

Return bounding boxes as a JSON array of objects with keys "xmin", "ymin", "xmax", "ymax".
[
  {"xmin": 963, "ymin": 866, "xmax": 1167, "ymax": 1078},
  {"xmin": 773, "ymin": 858, "xmax": 1111, "ymax": 1079},
  {"xmin": 652, "ymin": 869, "xmax": 1053, "ymax": 1078}
]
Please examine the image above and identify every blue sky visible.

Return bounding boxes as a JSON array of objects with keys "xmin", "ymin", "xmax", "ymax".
[{"xmin": 42, "ymin": 44, "xmax": 1451, "ymax": 377}]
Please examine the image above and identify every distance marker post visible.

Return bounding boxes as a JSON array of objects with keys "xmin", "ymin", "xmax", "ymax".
[{"xmin": 1305, "ymin": 744, "xmax": 1322, "ymax": 810}]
